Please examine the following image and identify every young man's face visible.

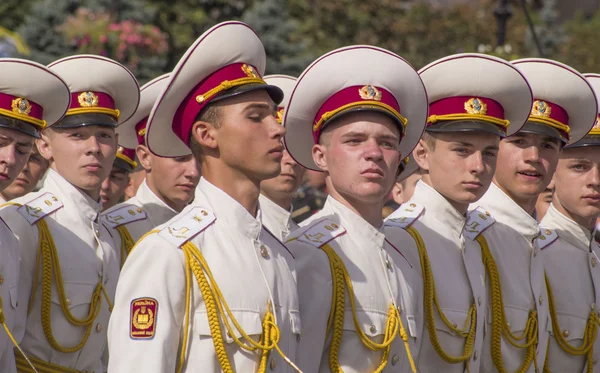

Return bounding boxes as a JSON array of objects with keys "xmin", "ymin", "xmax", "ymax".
[
  {"xmin": 552, "ymin": 146, "xmax": 600, "ymax": 228},
  {"xmin": 0, "ymin": 126, "xmax": 35, "ymax": 192},
  {"xmin": 139, "ymin": 146, "xmax": 200, "ymax": 212},
  {"xmin": 535, "ymin": 178, "xmax": 554, "ymax": 222},
  {"xmin": 214, "ymin": 90, "xmax": 284, "ymax": 182},
  {"xmin": 493, "ymin": 132, "xmax": 561, "ymax": 206},
  {"xmin": 100, "ymin": 165, "xmax": 130, "ymax": 210},
  {"xmin": 260, "ymin": 150, "xmax": 305, "ymax": 205},
  {"xmin": 312, "ymin": 111, "xmax": 402, "ymax": 205},
  {"xmin": 1, "ymin": 144, "xmax": 49, "ymax": 200},
  {"xmin": 415, "ymin": 131, "xmax": 500, "ymax": 212},
  {"xmin": 38, "ymin": 125, "xmax": 118, "ymax": 199}
]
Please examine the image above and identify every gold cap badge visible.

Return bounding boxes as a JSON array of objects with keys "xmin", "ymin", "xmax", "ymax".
[
  {"xmin": 358, "ymin": 85, "xmax": 382, "ymax": 101},
  {"xmin": 531, "ymin": 100, "xmax": 551, "ymax": 118},
  {"xmin": 464, "ymin": 98, "xmax": 487, "ymax": 115},
  {"xmin": 78, "ymin": 91, "xmax": 99, "ymax": 108},
  {"xmin": 242, "ymin": 64, "xmax": 259, "ymax": 79},
  {"xmin": 11, "ymin": 98, "xmax": 32, "ymax": 115}
]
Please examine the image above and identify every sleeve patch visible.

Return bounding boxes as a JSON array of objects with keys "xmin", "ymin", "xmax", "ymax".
[
  {"xmin": 294, "ymin": 218, "xmax": 346, "ymax": 248},
  {"xmin": 102, "ymin": 204, "xmax": 148, "ymax": 228},
  {"xmin": 536, "ymin": 227, "xmax": 559, "ymax": 250},
  {"xmin": 130, "ymin": 297, "xmax": 158, "ymax": 340},
  {"xmin": 157, "ymin": 206, "xmax": 216, "ymax": 247},
  {"xmin": 463, "ymin": 207, "xmax": 496, "ymax": 241},
  {"xmin": 17, "ymin": 192, "xmax": 63, "ymax": 225},
  {"xmin": 385, "ymin": 203, "xmax": 424, "ymax": 229}
]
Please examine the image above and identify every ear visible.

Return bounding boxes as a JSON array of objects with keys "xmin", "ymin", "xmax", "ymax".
[
  {"xmin": 36, "ymin": 131, "xmax": 53, "ymax": 162},
  {"xmin": 136, "ymin": 145, "xmax": 152, "ymax": 171},
  {"xmin": 412, "ymin": 139, "xmax": 430, "ymax": 172},
  {"xmin": 391, "ymin": 182, "xmax": 404, "ymax": 205},
  {"xmin": 191, "ymin": 120, "xmax": 218, "ymax": 150},
  {"xmin": 312, "ymin": 143, "xmax": 329, "ymax": 172}
]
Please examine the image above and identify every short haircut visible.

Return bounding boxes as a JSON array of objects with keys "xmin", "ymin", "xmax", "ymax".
[
  {"xmin": 189, "ymin": 104, "xmax": 221, "ymax": 161},
  {"xmin": 421, "ymin": 131, "xmax": 436, "ymax": 150}
]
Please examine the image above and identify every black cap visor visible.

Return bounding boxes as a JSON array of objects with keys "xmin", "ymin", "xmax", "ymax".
[
  {"xmin": 54, "ymin": 113, "xmax": 118, "ymax": 129},
  {"xmin": 425, "ymin": 119, "xmax": 506, "ymax": 137},
  {"xmin": 210, "ymin": 83, "xmax": 284, "ymax": 106},
  {"xmin": 0, "ymin": 114, "xmax": 40, "ymax": 138}
]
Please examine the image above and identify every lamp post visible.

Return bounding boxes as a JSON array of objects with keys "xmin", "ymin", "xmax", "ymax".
[{"xmin": 494, "ymin": 0, "xmax": 513, "ymax": 47}]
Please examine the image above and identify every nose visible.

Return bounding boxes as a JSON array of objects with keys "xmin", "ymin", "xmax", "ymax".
[
  {"xmin": 589, "ymin": 165, "xmax": 600, "ymax": 187},
  {"xmin": 185, "ymin": 158, "xmax": 201, "ymax": 179},
  {"xmin": 0, "ymin": 145, "xmax": 17, "ymax": 167},
  {"xmin": 100, "ymin": 177, "xmax": 110, "ymax": 192},
  {"xmin": 523, "ymin": 146, "xmax": 540, "ymax": 163},
  {"xmin": 86, "ymin": 136, "xmax": 101, "ymax": 155},
  {"xmin": 470, "ymin": 152, "xmax": 485, "ymax": 175},
  {"xmin": 364, "ymin": 139, "xmax": 384, "ymax": 161},
  {"xmin": 268, "ymin": 116, "xmax": 286, "ymax": 140}
]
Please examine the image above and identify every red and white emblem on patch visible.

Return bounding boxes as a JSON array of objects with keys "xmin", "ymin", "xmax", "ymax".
[{"xmin": 130, "ymin": 297, "xmax": 158, "ymax": 339}]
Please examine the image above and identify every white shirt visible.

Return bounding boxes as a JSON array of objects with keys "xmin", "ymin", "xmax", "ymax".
[
  {"xmin": 288, "ymin": 195, "xmax": 421, "ymax": 373},
  {"xmin": 102, "ymin": 180, "xmax": 178, "ymax": 262},
  {"xmin": 385, "ymin": 180, "xmax": 486, "ymax": 373},
  {"xmin": 259, "ymin": 194, "xmax": 298, "ymax": 241},
  {"xmin": 474, "ymin": 182, "xmax": 550, "ymax": 372},
  {"xmin": 0, "ymin": 169, "xmax": 119, "ymax": 372},
  {"xmin": 540, "ymin": 203, "xmax": 600, "ymax": 373},
  {"xmin": 107, "ymin": 178, "xmax": 300, "ymax": 373}
]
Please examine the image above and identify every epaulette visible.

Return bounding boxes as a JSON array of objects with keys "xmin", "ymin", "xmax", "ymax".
[
  {"xmin": 285, "ymin": 217, "xmax": 346, "ymax": 248},
  {"xmin": 535, "ymin": 227, "xmax": 559, "ymax": 250},
  {"xmin": 102, "ymin": 204, "xmax": 147, "ymax": 228},
  {"xmin": 17, "ymin": 192, "xmax": 63, "ymax": 225},
  {"xmin": 157, "ymin": 206, "xmax": 216, "ymax": 247},
  {"xmin": 384, "ymin": 202, "xmax": 424, "ymax": 229},
  {"xmin": 463, "ymin": 207, "xmax": 496, "ymax": 241}
]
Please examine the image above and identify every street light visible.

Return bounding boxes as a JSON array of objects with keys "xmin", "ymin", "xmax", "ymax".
[{"xmin": 494, "ymin": 0, "xmax": 513, "ymax": 47}]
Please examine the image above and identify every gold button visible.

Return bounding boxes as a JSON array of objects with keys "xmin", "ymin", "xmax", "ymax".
[
  {"xmin": 96, "ymin": 323, "xmax": 103, "ymax": 332},
  {"xmin": 410, "ymin": 203, "xmax": 416, "ymax": 208},
  {"xmin": 539, "ymin": 296, "xmax": 543, "ymax": 305},
  {"xmin": 270, "ymin": 358, "xmax": 276, "ymax": 370},
  {"xmin": 545, "ymin": 229, "xmax": 552, "ymax": 235},
  {"xmin": 385, "ymin": 259, "xmax": 392, "ymax": 270},
  {"xmin": 94, "ymin": 229, "xmax": 99, "ymax": 235},
  {"xmin": 562, "ymin": 329, "xmax": 569, "ymax": 338},
  {"xmin": 506, "ymin": 322, "xmax": 511, "ymax": 329},
  {"xmin": 260, "ymin": 245, "xmax": 269, "ymax": 259},
  {"xmin": 66, "ymin": 298, "xmax": 71, "ymax": 306},
  {"xmin": 137, "ymin": 208, "xmax": 142, "ymax": 213},
  {"xmin": 592, "ymin": 257, "xmax": 597, "ymax": 268},
  {"xmin": 453, "ymin": 323, "xmax": 458, "ymax": 328},
  {"xmin": 392, "ymin": 354, "xmax": 400, "ymax": 365},
  {"xmin": 370, "ymin": 325, "xmax": 377, "ymax": 334},
  {"xmin": 397, "ymin": 306, "xmax": 402, "ymax": 314}
]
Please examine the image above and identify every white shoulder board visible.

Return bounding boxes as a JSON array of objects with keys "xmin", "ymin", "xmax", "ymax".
[
  {"xmin": 290, "ymin": 217, "xmax": 346, "ymax": 248},
  {"xmin": 157, "ymin": 206, "xmax": 216, "ymax": 247},
  {"xmin": 385, "ymin": 203, "xmax": 424, "ymax": 229},
  {"xmin": 536, "ymin": 227, "xmax": 559, "ymax": 250},
  {"xmin": 463, "ymin": 207, "xmax": 496, "ymax": 241},
  {"xmin": 17, "ymin": 192, "xmax": 64, "ymax": 225},
  {"xmin": 102, "ymin": 204, "xmax": 148, "ymax": 228}
]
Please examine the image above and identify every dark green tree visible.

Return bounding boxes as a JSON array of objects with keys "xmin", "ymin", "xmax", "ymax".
[{"xmin": 242, "ymin": 0, "xmax": 309, "ymax": 76}]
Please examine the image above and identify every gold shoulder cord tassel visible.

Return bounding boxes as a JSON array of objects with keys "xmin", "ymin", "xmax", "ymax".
[
  {"xmin": 477, "ymin": 235, "xmax": 539, "ymax": 373},
  {"xmin": 3, "ymin": 202, "xmax": 113, "ymax": 355},
  {"xmin": 177, "ymin": 241, "xmax": 303, "ymax": 373},
  {"xmin": 543, "ymin": 274, "xmax": 599, "ymax": 373},
  {"xmin": 405, "ymin": 226, "xmax": 477, "ymax": 369},
  {"xmin": 318, "ymin": 242, "xmax": 416, "ymax": 373},
  {"xmin": 116, "ymin": 225, "xmax": 135, "ymax": 268}
]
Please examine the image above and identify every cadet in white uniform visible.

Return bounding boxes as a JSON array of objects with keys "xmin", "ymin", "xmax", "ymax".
[
  {"xmin": 473, "ymin": 58, "xmax": 597, "ymax": 373},
  {"xmin": 385, "ymin": 54, "xmax": 534, "ymax": 373},
  {"xmin": 540, "ymin": 73, "xmax": 600, "ymax": 373},
  {"xmin": 0, "ymin": 55, "xmax": 139, "ymax": 373},
  {"xmin": 392, "ymin": 155, "xmax": 421, "ymax": 206},
  {"xmin": 107, "ymin": 22, "xmax": 301, "ymax": 373},
  {"xmin": 102, "ymin": 74, "xmax": 200, "ymax": 265},
  {"xmin": 0, "ymin": 59, "xmax": 70, "ymax": 373},
  {"xmin": 283, "ymin": 46, "xmax": 428, "ymax": 373},
  {"xmin": 259, "ymin": 75, "xmax": 305, "ymax": 241},
  {"xmin": 99, "ymin": 144, "xmax": 137, "ymax": 211}
]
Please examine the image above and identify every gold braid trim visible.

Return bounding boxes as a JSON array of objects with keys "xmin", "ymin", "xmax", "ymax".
[
  {"xmin": 477, "ymin": 235, "xmax": 539, "ymax": 373},
  {"xmin": 405, "ymin": 226, "xmax": 477, "ymax": 365},
  {"xmin": 2, "ymin": 201, "xmax": 113, "ymax": 354},
  {"xmin": 177, "ymin": 241, "xmax": 302, "ymax": 373},
  {"xmin": 15, "ymin": 352, "xmax": 85, "ymax": 373},
  {"xmin": 543, "ymin": 274, "xmax": 599, "ymax": 373},
  {"xmin": 318, "ymin": 242, "xmax": 416, "ymax": 373},
  {"xmin": 116, "ymin": 225, "xmax": 135, "ymax": 268}
]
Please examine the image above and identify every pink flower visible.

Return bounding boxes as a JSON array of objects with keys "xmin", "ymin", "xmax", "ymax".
[{"xmin": 99, "ymin": 34, "xmax": 108, "ymax": 43}]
